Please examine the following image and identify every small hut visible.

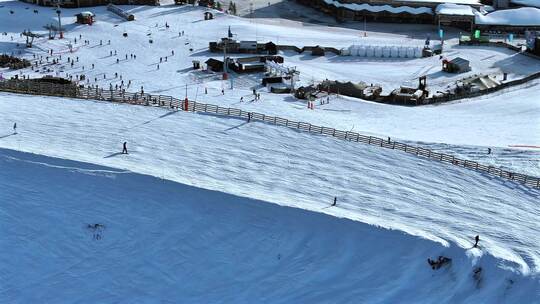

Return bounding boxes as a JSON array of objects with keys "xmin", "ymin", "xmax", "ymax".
[
  {"xmin": 205, "ymin": 58, "xmax": 223, "ymax": 72},
  {"xmin": 311, "ymin": 45, "xmax": 325, "ymax": 56},
  {"xmin": 265, "ymin": 42, "xmax": 278, "ymax": 55},
  {"xmin": 442, "ymin": 57, "xmax": 471, "ymax": 73},
  {"xmin": 75, "ymin": 11, "xmax": 95, "ymax": 25}
]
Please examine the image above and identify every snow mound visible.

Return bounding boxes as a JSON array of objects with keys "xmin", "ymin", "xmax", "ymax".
[
  {"xmin": 475, "ymin": 7, "xmax": 540, "ymax": 26},
  {"xmin": 511, "ymin": 0, "xmax": 540, "ymax": 8},
  {"xmin": 1, "ymin": 148, "xmax": 538, "ymax": 303}
]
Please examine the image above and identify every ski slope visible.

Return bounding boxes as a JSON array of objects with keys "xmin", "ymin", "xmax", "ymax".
[
  {"xmin": 1, "ymin": 148, "xmax": 538, "ymax": 303},
  {"xmin": 1, "ymin": 93, "xmax": 540, "ymax": 278},
  {"xmin": 1, "ymin": 1, "xmax": 540, "ymax": 301}
]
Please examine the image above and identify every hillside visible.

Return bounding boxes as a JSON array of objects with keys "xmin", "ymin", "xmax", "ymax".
[{"xmin": 1, "ymin": 148, "xmax": 539, "ymax": 303}]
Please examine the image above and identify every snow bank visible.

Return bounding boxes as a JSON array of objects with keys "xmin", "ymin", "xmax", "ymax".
[
  {"xmin": 436, "ymin": 3, "xmax": 476, "ymax": 16},
  {"xmin": 323, "ymin": 0, "xmax": 433, "ymax": 15},
  {"xmin": 511, "ymin": 0, "xmax": 540, "ymax": 8},
  {"xmin": 475, "ymin": 7, "xmax": 540, "ymax": 26},
  {"xmin": 400, "ymin": 0, "xmax": 480, "ymax": 4},
  {"xmin": 1, "ymin": 148, "xmax": 539, "ymax": 302}
]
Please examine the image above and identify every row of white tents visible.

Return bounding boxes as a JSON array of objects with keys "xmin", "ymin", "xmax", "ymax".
[{"xmin": 341, "ymin": 45, "xmax": 424, "ymax": 58}]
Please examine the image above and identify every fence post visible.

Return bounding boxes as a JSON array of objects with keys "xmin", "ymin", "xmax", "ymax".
[
  {"xmin": 356, "ymin": 133, "xmax": 359, "ymax": 142},
  {"xmin": 309, "ymin": 124, "xmax": 312, "ymax": 132},
  {"xmin": 368, "ymin": 136, "xmax": 372, "ymax": 144}
]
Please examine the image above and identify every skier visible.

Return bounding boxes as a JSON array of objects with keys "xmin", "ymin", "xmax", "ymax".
[
  {"xmin": 221, "ymin": 89, "xmax": 225, "ymax": 95},
  {"xmin": 487, "ymin": 148, "xmax": 491, "ymax": 155},
  {"xmin": 122, "ymin": 142, "xmax": 128, "ymax": 154},
  {"xmin": 473, "ymin": 235, "xmax": 480, "ymax": 248},
  {"xmin": 240, "ymin": 97, "xmax": 244, "ymax": 102},
  {"xmin": 13, "ymin": 122, "xmax": 17, "ymax": 134},
  {"xmin": 332, "ymin": 197, "xmax": 337, "ymax": 206}
]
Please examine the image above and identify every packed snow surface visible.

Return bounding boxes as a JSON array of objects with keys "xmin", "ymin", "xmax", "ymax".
[
  {"xmin": 1, "ymin": 94, "xmax": 540, "ymax": 278},
  {"xmin": 475, "ymin": 7, "xmax": 540, "ymax": 25},
  {"xmin": 1, "ymin": 148, "xmax": 539, "ymax": 303}
]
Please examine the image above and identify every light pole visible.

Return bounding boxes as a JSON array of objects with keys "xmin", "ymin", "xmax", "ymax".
[{"xmin": 56, "ymin": 6, "xmax": 63, "ymax": 39}]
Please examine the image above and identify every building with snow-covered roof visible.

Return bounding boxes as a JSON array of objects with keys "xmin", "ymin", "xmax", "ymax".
[
  {"xmin": 436, "ymin": 3, "xmax": 476, "ymax": 30},
  {"xmin": 20, "ymin": 0, "xmax": 157, "ymax": 8},
  {"xmin": 297, "ymin": 0, "xmax": 482, "ymax": 24}
]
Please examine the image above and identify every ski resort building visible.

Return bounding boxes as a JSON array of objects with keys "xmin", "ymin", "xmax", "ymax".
[
  {"xmin": 19, "ymin": 0, "xmax": 158, "ymax": 8},
  {"xmin": 297, "ymin": 0, "xmax": 482, "ymax": 24}
]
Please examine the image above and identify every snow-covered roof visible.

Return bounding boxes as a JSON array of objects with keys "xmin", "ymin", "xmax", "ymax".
[
  {"xmin": 323, "ymin": 0, "xmax": 433, "ymax": 15},
  {"xmin": 511, "ymin": 0, "xmax": 540, "ymax": 8},
  {"xmin": 475, "ymin": 7, "xmax": 540, "ymax": 26},
  {"xmin": 436, "ymin": 3, "xmax": 476, "ymax": 16},
  {"xmin": 398, "ymin": 0, "xmax": 480, "ymax": 5},
  {"xmin": 79, "ymin": 11, "xmax": 95, "ymax": 17}
]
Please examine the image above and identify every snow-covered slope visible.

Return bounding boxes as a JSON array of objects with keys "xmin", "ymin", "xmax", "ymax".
[
  {"xmin": 1, "ymin": 93, "xmax": 540, "ymax": 278},
  {"xmin": 0, "ymin": 0, "xmax": 538, "ymax": 151},
  {"xmin": 1, "ymin": 148, "xmax": 539, "ymax": 303}
]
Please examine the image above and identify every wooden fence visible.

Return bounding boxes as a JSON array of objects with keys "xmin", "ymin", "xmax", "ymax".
[{"xmin": 1, "ymin": 79, "xmax": 539, "ymax": 189}]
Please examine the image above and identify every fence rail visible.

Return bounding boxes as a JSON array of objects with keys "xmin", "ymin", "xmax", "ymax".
[{"xmin": 1, "ymin": 79, "xmax": 538, "ymax": 189}]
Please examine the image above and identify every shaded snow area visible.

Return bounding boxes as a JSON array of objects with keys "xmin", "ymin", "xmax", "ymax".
[
  {"xmin": 1, "ymin": 149, "xmax": 539, "ymax": 303},
  {"xmin": 1, "ymin": 94, "xmax": 540, "ymax": 279}
]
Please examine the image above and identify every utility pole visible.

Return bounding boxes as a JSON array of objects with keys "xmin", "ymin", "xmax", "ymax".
[{"xmin": 56, "ymin": 3, "xmax": 63, "ymax": 39}]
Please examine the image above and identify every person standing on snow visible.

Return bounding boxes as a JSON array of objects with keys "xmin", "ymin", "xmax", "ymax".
[
  {"xmin": 122, "ymin": 142, "xmax": 128, "ymax": 154},
  {"xmin": 473, "ymin": 235, "xmax": 480, "ymax": 248},
  {"xmin": 13, "ymin": 122, "xmax": 17, "ymax": 134}
]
